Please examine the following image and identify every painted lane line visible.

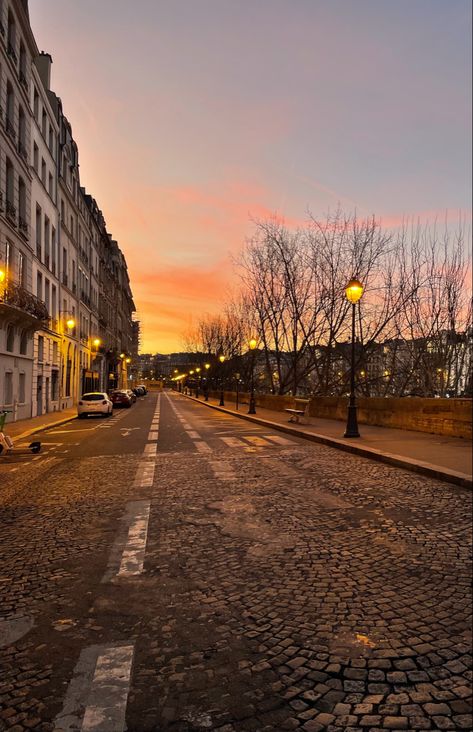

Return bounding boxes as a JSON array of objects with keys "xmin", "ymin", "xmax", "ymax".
[
  {"xmin": 244, "ymin": 436, "xmax": 270, "ymax": 447},
  {"xmin": 55, "ymin": 643, "xmax": 134, "ymax": 732},
  {"xmin": 118, "ymin": 500, "xmax": 151, "ymax": 576},
  {"xmin": 186, "ymin": 430, "xmax": 201, "ymax": 439},
  {"xmin": 194, "ymin": 440, "xmax": 212, "ymax": 453},
  {"xmin": 102, "ymin": 501, "xmax": 151, "ymax": 581},
  {"xmin": 263, "ymin": 434, "xmax": 294, "ymax": 445},
  {"xmin": 143, "ymin": 443, "xmax": 157, "ymax": 457},
  {"xmin": 148, "ymin": 431, "xmax": 159, "ymax": 441},
  {"xmin": 221, "ymin": 436, "xmax": 245, "ymax": 448},
  {"xmin": 133, "ymin": 460, "xmax": 156, "ymax": 488}
]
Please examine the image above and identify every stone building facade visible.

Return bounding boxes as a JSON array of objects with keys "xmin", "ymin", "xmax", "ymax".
[{"xmin": 0, "ymin": 0, "xmax": 135, "ymax": 422}]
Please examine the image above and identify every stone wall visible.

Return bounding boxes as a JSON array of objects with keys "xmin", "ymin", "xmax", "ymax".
[{"xmin": 207, "ymin": 391, "xmax": 472, "ymax": 439}]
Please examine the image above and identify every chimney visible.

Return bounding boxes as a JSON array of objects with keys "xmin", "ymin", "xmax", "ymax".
[{"xmin": 35, "ymin": 52, "xmax": 53, "ymax": 90}]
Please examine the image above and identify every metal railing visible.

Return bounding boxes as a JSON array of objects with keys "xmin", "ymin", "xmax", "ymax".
[{"xmin": 0, "ymin": 281, "xmax": 49, "ymax": 322}]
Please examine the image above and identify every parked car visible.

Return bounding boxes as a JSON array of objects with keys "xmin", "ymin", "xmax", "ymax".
[
  {"xmin": 135, "ymin": 384, "xmax": 148, "ymax": 395},
  {"xmin": 126, "ymin": 389, "xmax": 137, "ymax": 403},
  {"xmin": 78, "ymin": 392, "xmax": 113, "ymax": 418},
  {"xmin": 110, "ymin": 390, "xmax": 133, "ymax": 408},
  {"xmin": 132, "ymin": 386, "xmax": 143, "ymax": 397}
]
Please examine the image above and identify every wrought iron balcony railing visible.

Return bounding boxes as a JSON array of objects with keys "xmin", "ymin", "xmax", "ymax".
[{"xmin": 0, "ymin": 281, "xmax": 49, "ymax": 322}]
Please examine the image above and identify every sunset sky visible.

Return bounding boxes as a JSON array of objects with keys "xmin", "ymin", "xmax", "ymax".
[{"xmin": 29, "ymin": 0, "xmax": 472, "ymax": 354}]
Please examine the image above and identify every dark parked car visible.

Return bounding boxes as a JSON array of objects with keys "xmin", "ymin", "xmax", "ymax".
[
  {"xmin": 110, "ymin": 390, "xmax": 133, "ymax": 408},
  {"xmin": 126, "ymin": 389, "xmax": 137, "ymax": 403}
]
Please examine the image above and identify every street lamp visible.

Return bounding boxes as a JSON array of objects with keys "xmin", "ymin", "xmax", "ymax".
[
  {"xmin": 92, "ymin": 337, "xmax": 101, "ymax": 349},
  {"xmin": 204, "ymin": 363, "xmax": 210, "ymax": 401},
  {"xmin": 344, "ymin": 278, "xmax": 364, "ymax": 438},
  {"xmin": 195, "ymin": 367, "xmax": 201, "ymax": 398},
  {"xmin": 218, "ymin": 354, "xmax": 226, "ymax": 406},
  {"xmin": 248, "ymin": 338, "xmax": 258, "ymax": 414}
]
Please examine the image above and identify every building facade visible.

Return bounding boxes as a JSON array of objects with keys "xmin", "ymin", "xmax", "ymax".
[{"xmin": 0, "ymin": 0, "xmax": 135, "ymax": 423}]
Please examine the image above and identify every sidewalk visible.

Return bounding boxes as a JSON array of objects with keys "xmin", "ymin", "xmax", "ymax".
[
  {"xmin": 3, "ymin": 407, "xmax": 77, "ymax": 441},
  {"xmin": 183, "ymin": 393, "xmax": 472, "ymax": 489}
]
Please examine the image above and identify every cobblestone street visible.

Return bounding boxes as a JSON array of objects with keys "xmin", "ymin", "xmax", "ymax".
[{"xmin": 0, "ymin": 392, "xmax": 471, "ymax": 731}]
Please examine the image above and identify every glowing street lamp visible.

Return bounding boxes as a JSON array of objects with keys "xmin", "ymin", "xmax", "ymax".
[
  {"xmin": 204, "ymin": 363, "xmax": 211, "ymax": 400},
  {"xmin": 66, "ymin": 317, "xmax": 76, "ymax": 330},
  {"xmin": 344, "ymin": 278, "xmax": 364, "ymax": 438},
  {"xmin": 92, "ymin": 337, "xmax": 101, "ymax": 349},
  {"xmin": 218, "ymin": 354, "xmax": 226, "ymax": 406},
  {"xmin": 248, "ymin": 338, "xmax": 258, "ymax": 415}
]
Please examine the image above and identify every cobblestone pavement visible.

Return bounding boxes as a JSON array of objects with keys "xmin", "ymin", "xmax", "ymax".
[{"xmin": 0, "ymin": 392, "xmax": 471, "ymax": 731}]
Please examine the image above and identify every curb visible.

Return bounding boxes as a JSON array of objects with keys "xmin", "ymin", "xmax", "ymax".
[
  {"xmin": 10, "ymin": 414, "xmax": 77, "ymax": 442},
  {"xmin": 182, "ymin": 395, "xmax": 472, "ymax": 490}
]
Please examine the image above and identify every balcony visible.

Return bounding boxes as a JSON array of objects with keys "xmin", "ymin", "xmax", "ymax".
[
  {"xmin": 7, "ymin": 43, "xmax": 17, "ymax": 64},
  {"xmin": 18, "ymin": 140, "xmax": 28, "ymax": 161},
  {"xmin": 6, "ymin": 199, "xmax": 16, "ymax": 224},
  {"xmin": 19, "ymin": 70, "xmax": 28, "ymax": 91},
  {"xmin": 18, "ymin": 216, "xmax": 29, "ymax": 238},
  {"xmin": 0, "ymin": 281, "xmax": 49, "ymax": 328},
  {"xmin": 5, "ymin": 117, "xmax": 16, "ymax": 142}
]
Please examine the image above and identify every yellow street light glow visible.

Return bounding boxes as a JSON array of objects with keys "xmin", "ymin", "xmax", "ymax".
[
  {"xmin": 345, "ymin": 279, "xmax": 364, "ymax": 304},
  {"xmin": 66, "ymin": 318, "xmax": 75, "ymax": 329},
  {"xmin": 190, "ymin": 370, "xmax": 194, "ymax": 375},
  {"xmin": 205, "ymin": 363, "xmax": 210, "ymax": 370},
  {"xmin": 219, "ymin": 354, "xmax": 225, "ymax": 363},
  {"xmin": 0, "ymin": 269, "xmax": 5, "ymax": 283},
  {"xmin": 92, "ymin": 338, "xmax": 101, "ymax": 348},
  {"xmin": 120, "ymin": 352, "xmax": 125, "ymax": 359},
  {"xmin": 195, "ymin": 367, "xmax": 201, "ymax": 373},
  {"xmin": 248, "ymin": 338, "xmax": 258, "ymax": 350},
  {"xmin": 125, "ymin": 357, "xmax": 131, "ymax": 364}
]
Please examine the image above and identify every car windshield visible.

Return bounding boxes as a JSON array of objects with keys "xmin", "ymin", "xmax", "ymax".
[{"xmin": 81, "ymin": 393, "xmax": 106, "ymax": 401}]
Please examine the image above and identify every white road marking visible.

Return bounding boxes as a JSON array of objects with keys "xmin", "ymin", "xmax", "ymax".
[
  {"xmin": 118, "ymin": 500, "xmax": 151, "ymax": 576},
  {"xmin": 133, "ymin": 459, "xmax": 156, "ymax": 488},
  {"xmin": 143, "ymin": 443, "xmax": 157, "ymax": 457},
  {"xmin": 186, "ymin": 430, "xmax": 201, "ymax": 439},
  {"xmin": 221, "ymin": 436, "xmax": 245, "ymax": 447},
  {"xmin": 244, "ymin": 436, "xmax": 270, "ymax": 447},
  {"xmin": 55, "ymin": 643, "xmax": 134, "ymax": 732},
  {"xmin": 194, "ymin": 440, "xmax": 212, "ymax": 453},
  {"xmin": 148, "ymin": 431, "xmax": 159, "ymax": 441},
  {"xmin": 263, "ymin": 434, "xmax": 294, "ymax": 445}
]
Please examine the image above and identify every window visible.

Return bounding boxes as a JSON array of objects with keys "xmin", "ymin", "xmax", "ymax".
[
  {"xmin": 19, "ymin": 373, "xmax": 26, "ymax": 403},
  {"xmin": 18, "ymin": 106, "xmax": 26, "ymax": 156},
  {"xmin": 36, "ymin": 270, "xmax": 42, "ymax": 300},
  {"xmin": 48, "ymin": 126, "xmax": 53, "ymax": 154},
  {"xmin": 6, "ymin": 82, "xmax": 14, "ymax": 140},
  {"xmin": 52, "ymin": 341, "xmax": 58, "ymax": 364},
  {"xmin": 44, "ymin": 216, "xmax": 50, "ymax": 266},
  {"xmin": 18, "ymin": 177, "xmax": 26, "ymax": 223},
  {"xmin": 4, "ymin": 372, "xmax": 13, "ymax": 406},
  {"xmin": 60, "ymin": 198, "xmax": 65, "ymax": 221},
  {"xmin": 44, "ymin": 277, "xmax": 50, "ymax": 313},
  {"xmin": 33, "ymin": 142, "xmax": 39, "ymax": 171},
  {"xmin": 6, "ymin": 158, "xmax": 14, "ymax": 207},
  {"xmin": 33, "ymin": 87, "xmax": 39, "ymax": 119},
  {"xmin": 38, "ymin": 335, "xmax": 44, "ymax": 362},
  {"xmin": 20, "ymin": 329, "xmax": 28, "ymax": 355},
  {"xmin": 48, "ymin": 172, "xmax": 53, "ymax": 197},
  {"xmin": 42, "ymin": 110, "xmax": 47, "ymax": 137},
  {"xmin": 41, "ymin": 158, "xmax": 46, "ymax": 185},
  {"xmin": 51, "ymin": 227, "xmax": 56, "ymax": 274},
  {"xmin": 5, "ymin": 240, "xmax": 12, "ymax": 275},
  {"xmin": 51, "ymin": 284, "xmax": 57, "ymax": 319},
  {"xmin": 35, "ymin": 204, "xmax": 42, "ymax": 258},
  {"xmin": 6, "ymin": 324, "xmax": 15, "ymax": 352},
  {"xmin": 18, "ymin": 250, "xmax": 25, "ymax": 286}
]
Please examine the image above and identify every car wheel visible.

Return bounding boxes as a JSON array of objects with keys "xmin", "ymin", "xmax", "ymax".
[{"xmin": 78, "ymin": 413, "xmax": 86, "ymax": 419}]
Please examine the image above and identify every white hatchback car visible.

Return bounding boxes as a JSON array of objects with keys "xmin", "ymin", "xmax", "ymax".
[{"xmin": 78, "ymin": 392, "xmax": 113, "ymax": 418}]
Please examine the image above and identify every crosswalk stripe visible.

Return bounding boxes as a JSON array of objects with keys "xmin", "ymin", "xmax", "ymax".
[{"xmin": 262, "ymin": 434, "xmax": 294, "ymax": 445}]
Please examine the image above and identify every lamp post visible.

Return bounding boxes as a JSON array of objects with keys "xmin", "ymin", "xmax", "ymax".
[
  {"xmin": 218, "ymin": 354, "xmax": 226, "ymax": 406},
  {"xmin": 248, "ymin": 338, "xmax": 258, "ymax": 414},
  {"xmin": 344, "ymin": 278, "xmax": 364, "ymax": 438},
  {"xmin": 195, "ymin": 367, "xmax": 201, "ymax": 398},
  {"xmin": 204, "ymin": 363, "xmax": 210, "ymax": 400}
]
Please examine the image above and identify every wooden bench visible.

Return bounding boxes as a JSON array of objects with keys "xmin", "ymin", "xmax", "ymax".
[{"xmin": 285, "ymin": 400, "xmax": 310, "ymax": 424}]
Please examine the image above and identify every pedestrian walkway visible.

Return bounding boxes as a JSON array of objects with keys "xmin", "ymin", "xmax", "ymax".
[
  {"xmin": 2, "ymin": 407, "xmax": 77, "ymax": 441},
  {"xmin": 183, "ymin": 392, "xmax": 472, "ymax": 488}
]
